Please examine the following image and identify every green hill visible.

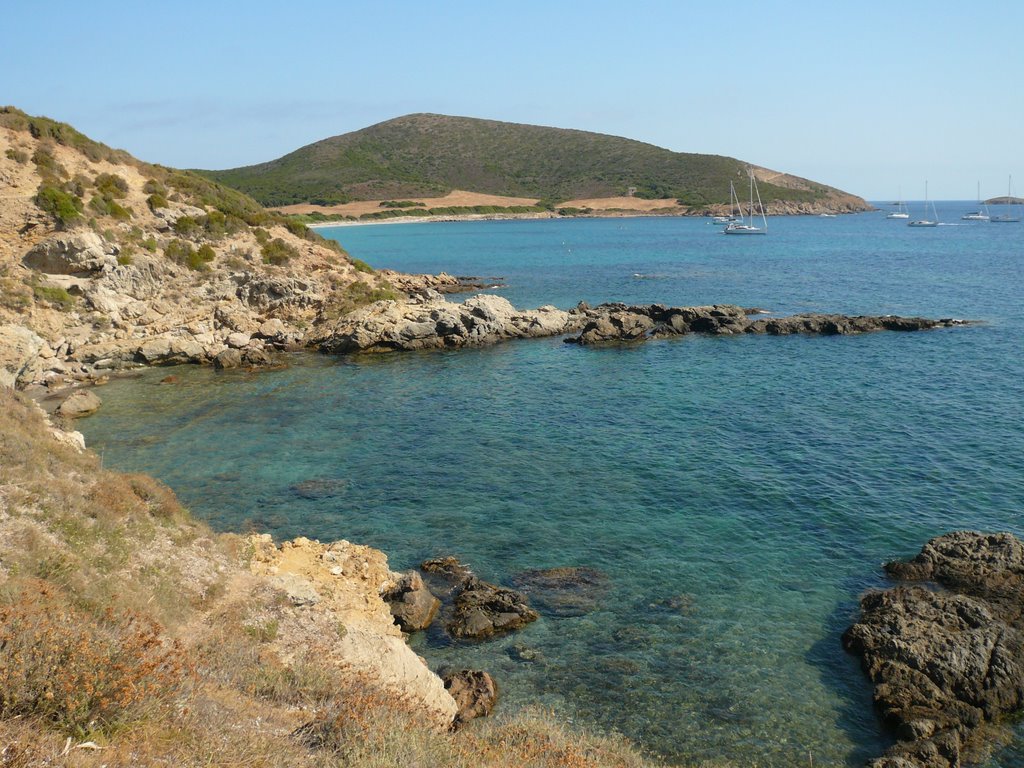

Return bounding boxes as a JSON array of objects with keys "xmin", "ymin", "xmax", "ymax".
[{"xmin": 199, "ymin": 114, "xmax": 868, "ymax": 210}]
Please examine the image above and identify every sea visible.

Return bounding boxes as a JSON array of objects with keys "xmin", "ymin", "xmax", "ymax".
[{"xmin": 79, "ymin": 202, "xmax": 1024, "ymax": 767}]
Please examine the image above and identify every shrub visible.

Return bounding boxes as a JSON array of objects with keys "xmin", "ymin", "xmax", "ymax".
[
  {"xmin": 379, "ymin": 200, "xmax": 426, "ymax": 208},
  {"xmin": 0, "ymin": 585, "xmax": 189, "ymax": 737},
  {"xmin": 141, "ymin": 236, "xmax": 158, "ymax": 252},
  {"xmin": 34, "ymin": 184, "xmax": 83, "ymax": 227},
  {"xmin": 31, "ymin": 145, "xmax": 66, "ymax": 180},
  {"xmin": 32, "ymin": 285, "xmax": 76, "ymax": 311},
  {"xmin": 147, "ymin": 193, "xmax": 169, "ymax": 210},
  {"xmin": 143, "ymin": 178, "xmax": 167, "ymax": 196},
  {"xmin": 350, "ymin": 258, "xmax": 374, "ymax": 274},
  {"xmin": 94, "ymin": 173, "xmax": 129, "ymax": 199},
  {"xmin": 5, "ymin": 147, "xmax": 28, "ymax": 164},
  {"xmin": 189, "ymin": 244, "xmax": 216, "ymax": 271},
  {"xmin": 253, "ymin": 227, "xmax": 270, "ymax": 245},
  {"xmin": 261, "ymin": 238, "xmax": 298, "ymax": 265},
  {"xmin": 172, "ymin": 216, "xmax": 201, "ymax": 237},
  {"xmin": 164, "ymin": 239, "xmax": 194, "ymax": 265},
  {"xmin": 284, "ymin": 218, "xmax": 309, "ymax": 238},
  {"xmin": 88, "ymin": 194, "xmax": 132, "ymax": 221}
]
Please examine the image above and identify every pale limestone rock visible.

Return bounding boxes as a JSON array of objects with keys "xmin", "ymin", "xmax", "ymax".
[
  {"xmin": 0, "ymin": 325, "xmax": 44, "ymax": 389},
  {"xmin": 57, "ymin": 389, "xmax": 101, "ymax": 418},
  {"xmin": 22, "ymin": 232, "xmax": 118, "ymax": 275},
  {"xmin": 226, "ymin": 332, "xmax": 250, "ymax": 349}
]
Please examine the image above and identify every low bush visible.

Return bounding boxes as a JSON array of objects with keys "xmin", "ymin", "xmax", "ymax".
[
  {"xmin": 5, "ymin": 147, "xmax": 29, "ymax": 164},
  {"xmin": 189, "ymin": 244, "xmax": 216, "ymax": 271},
  {"xmin": 143, "ymin": 178, "xmax": 167, "ymax": 196},
  {"xmin": 0, "ymin": 584, "xmax": 190, "ymax": 737},
  {"xmin": 31, "ymin": 145, "xmax": 66, "ymax": 181},
  {"xmin": 94, "ymin": 172, "xmax": 129, "ymax": 199},
  {"xmin": 261, "ymin": 238, "xmax": 298, "ymax": 265},
  {"xmin": 172, "ymin": 216, "xmax": 201, "ymax": 237},
  {"xmin": 32, "ymin": 285, "xmax": 76, "ymax": 311},
  {"xmin": 379, "ymin": 200, "xmax": 425, "ymax": 208},
  {"xmin": 147, "ymin": 193, "xmax": 169, "ymax": 210},
  {"xmin": 34, "ymin": 183, "xmax": 83, "ymax": 227},
  {"xmin": 350, "ymin": 258, "xmax": 374, "ymax": 274}
]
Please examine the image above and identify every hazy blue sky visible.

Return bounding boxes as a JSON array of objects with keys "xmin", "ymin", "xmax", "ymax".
[{"xmin": 4, "ymin": 0, "xmax": 1022, "ymax": 200}]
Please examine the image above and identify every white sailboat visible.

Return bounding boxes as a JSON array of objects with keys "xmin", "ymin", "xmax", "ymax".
[
  {"xmin": 886, "ymin": 187, "xmax": 910, "ymax": 219},
  {"xmin": 990, "ymin": 175, "xmax": 1021, "ymax": 223},
  {"xmin": 711, "ymin": 181, "xmax": 740, "ymax": 225},
  {"xmin": 961, "ymin": 182, "xmax": 989, "ymax": 221},
  {"xmin": 907, "ymin": 181, "xmax": 938, "ymax": 227},
  {"xmin": 724, "ymin": 169, "xmax": 767, "ymax": 235}
]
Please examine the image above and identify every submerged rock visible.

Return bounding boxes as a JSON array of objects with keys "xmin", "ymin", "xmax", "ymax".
[
  {"xmin": 447, "ymin": 577, "xmax": 539, "ymax": 640},
  {"xmin": 844, "ymin": 531, "xmax": 1024, "ymax": 768},
  {"xmin": 510, "ymin": 566, "xmax": 612, "ymax": 617}
]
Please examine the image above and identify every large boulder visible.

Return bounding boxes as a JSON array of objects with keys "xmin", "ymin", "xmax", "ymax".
[
  {"xmin": 447, "ymin": 576, "xmax": 539, "ymax": 640},
  {"xmin": 383, "ymin": 571, "xmax": 441, "ymax": 632},
  {"xmin": 23, "ymin": 232, "xmax": 119, "ymax": 275},
  {"xmin": 0, "ymin": 325, "xmax": 45, "ymax": 389},
  {"xmin": 844, "ymin": 531, "xmax": 1024, "ymax": 768},
  {"xmin": 56, "ymin": 389, "xmax": 101, "ymax": 418},
  {"xmin": 442, "ymin": 669, "xmax": 499, "ymax": 726}
]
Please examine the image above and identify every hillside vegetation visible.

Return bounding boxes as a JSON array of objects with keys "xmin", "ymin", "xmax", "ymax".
[{"xmin": 200, "ymin": 113, "xmax": 870, "ymax": 211}]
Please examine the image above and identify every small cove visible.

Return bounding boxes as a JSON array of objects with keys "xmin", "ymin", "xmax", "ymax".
[{"xmin": 81, "ymin": 208, "xmax": 1024, "ymax": 766}]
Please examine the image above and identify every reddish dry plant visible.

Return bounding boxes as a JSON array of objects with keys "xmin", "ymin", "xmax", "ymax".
[{"xmin": 0, "ymin": 582, "xmax": 191, "ymax": 736}]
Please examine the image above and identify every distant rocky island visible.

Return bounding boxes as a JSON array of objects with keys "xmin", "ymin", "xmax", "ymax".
[{"xmin": 198, "ymin": 113, "xmax": 873, "ymax": 220}]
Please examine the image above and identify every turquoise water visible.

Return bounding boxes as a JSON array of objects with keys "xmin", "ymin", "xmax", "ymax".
[{"xmin": 80, "ymin": 205, "xmax": 1024, "ymax": 767}]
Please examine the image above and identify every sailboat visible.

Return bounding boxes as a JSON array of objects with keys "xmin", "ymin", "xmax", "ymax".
[
  {"xmin": 886, "ymin": 188, "xmax": 910, "ymax": 219},
  {"xmin": 907, "ymin": 181, "xmax": 938, "ymax": 227},
  {"xmin": 990, "ymin": 175, "xmax": 1021, "ymax": 223},
  {"xmin": 961, "ymin": 182, "xmax": 990, "ymax": 221},
  {"xmin": 711, "ymin": 181, "xmax": 740, "ymax": 225},
  {"xmin": 724, "ymin": 169, "xmax": 767, "ymax": 235}
]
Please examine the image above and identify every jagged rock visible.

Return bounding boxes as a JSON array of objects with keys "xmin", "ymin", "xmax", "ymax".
[
  {"xmin": 152, "ymin": 203, "xmax": 206, "ymax": 230},
  {"xmin": 56, "ymin": 388, "xmax": 101, "ymax": 418},
  {"xmin": 442, "ymin": 669, "xmax": 498, "ymax": 725},
  {"xmin": 213, "ymin": 348, "xmax": 242, "ymax": 370},
  {"xmin": 256, "ymin": 318, "xmax": 286, "ymax": 339},
  {"xmin": 316, "ymin": 294, "xmax": 582, "ymax": 353},
  {"xmin": 383, "ymin": 571, "xmax": 441, "ymax": 632},
  {"xmin": 22, "ymin": 232, "xmax": 118, "ymax": 275},
  {"xmin": 241, "ymin": 347, "xmax": 274, "ymax": 367},
  {"xmin": 0, "ymin": 325, "xmax": 45, "ymax": 389},
  {"xmin": 136, "ymin": 336, "xmax": 206, "ymax": 365},
  {"xmin": 510, "ymin": 566, "xmax": 612, "ymax": 617},
  {"xmin": 226, "ymin": 332, "xmax": 251, "ymax": 349},
  {"xmin": 235, "ymin": 274, "xmax": 324, "ymax": 311},
  {"xmin": 844, "ymin": 531, "xmax": 1024, "ymax": 768},
  {"xmin": 447, "ymin": 577, "xmax": 539, "ymax": 640}
]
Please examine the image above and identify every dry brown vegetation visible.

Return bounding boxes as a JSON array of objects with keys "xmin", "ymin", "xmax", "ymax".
[{"xmin": 0, "ymin": 389, "xmax": 666, "ymax": 767}]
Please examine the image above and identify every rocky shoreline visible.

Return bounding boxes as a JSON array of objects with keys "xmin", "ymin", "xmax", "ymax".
[
  {"xmin": 313, "ymin": 293, "xmax": 970, "ymax": 354},
  {"xmin": 845, "ymin": 531, "xmax": 1024, "ymax": 767}
]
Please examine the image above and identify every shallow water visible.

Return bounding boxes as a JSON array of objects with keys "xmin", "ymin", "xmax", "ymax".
[{"xmin": 81, "ymin": 205, "xmax": 1024, "ymax": 766}]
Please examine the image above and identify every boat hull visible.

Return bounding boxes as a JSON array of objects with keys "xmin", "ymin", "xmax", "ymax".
[{"xmin": 907, "ymin": 221, "xmax": 938, "ymax": 228}]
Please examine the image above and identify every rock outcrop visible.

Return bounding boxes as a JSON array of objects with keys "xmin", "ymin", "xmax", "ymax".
[
  {"xmin": 56, "ymin": 388, "xmax": 101, "ymax": 418},
  {"xmin": 315, "ymin": 293, "xmax": 583, "ymax": 353},
  {"xmin": 442, "ymin": 669, "xmax": 499, "ymax": 726},
  {"xmin": 22, "ymin": 231, "xmax": 120, "ymax": 275},
  {"xmin": 419, "ymin": 556, "xmax": 539, "ymax": 640},
  {"xmin": 0, "ymin": 324, "xmax": 44, "ymax": 389},
  {"xmin": 567, "ymin": 303, "xmax": 966, "ymax": 345},
  {"xmin": 844, "ymin": 531, "xmax": 1024, "ymax": 768},
  {"xmin": 383, "ymin": 570, "xmax": 441, "ymax": 632},
  {"xmin": 247, "ymin": 535, "xmax": 458, "ymax": 725},
  {"xmin": 314, "ymin": 297, "xmax": 969, "ymax": 355}
]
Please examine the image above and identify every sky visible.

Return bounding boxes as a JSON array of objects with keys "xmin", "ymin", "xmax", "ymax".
[{"xmin": 3, "ymin": 0, "xmax": 1023, "ymax": 200}]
